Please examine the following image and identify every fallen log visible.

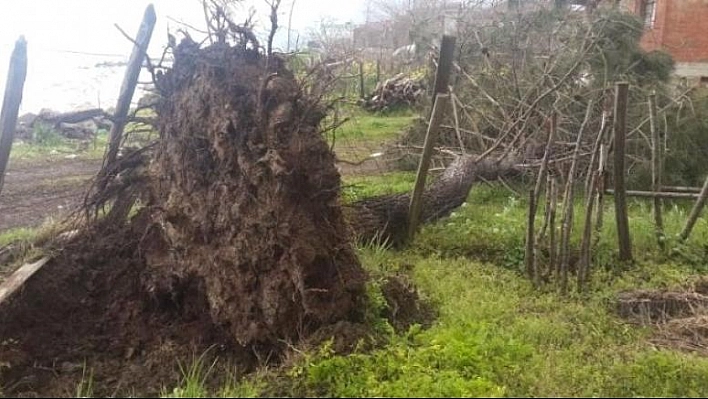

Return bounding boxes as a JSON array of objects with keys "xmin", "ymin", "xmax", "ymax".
[
  {"xmin": 605, "ymin": 189, "xmax": 700, "ymax": 200},
  {"xmin": 346, "ymin": 155, "xmax": 522, "ymax": 246},
  {"xmin": 37, "ymin": 108, "xmax": 108, "ymax": 126},
  {"xmin": 16, "ymin": 108, "xmax": 113, "ymax": 140},
  {"xmin": 360, "ymin": 73, "xmax": 426, "ymax": 112}
]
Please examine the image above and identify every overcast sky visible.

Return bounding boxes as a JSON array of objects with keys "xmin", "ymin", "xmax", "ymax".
[
  {"xmin": 0, "ymin": 0, "xmax": 370, "ymax": 58},
  {"xmin": 0, "ymin": 0, "xmax": 373, "ymax": 112}
]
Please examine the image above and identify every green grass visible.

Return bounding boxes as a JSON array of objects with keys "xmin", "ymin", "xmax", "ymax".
[
  {"xmin": 9, "ymin": 111, "xmax": 708, "ymax": 397},
  {"xmin": 10, "ymin": 127, "xmax": 109, "ymax": 163},
  {"xmin": 161, "ymin": 180, "xmax": 708, "ymax": 398},
  {"xmin": 328, "ymin": 108, "xmax": 416, "ymax": 163},
  {"xmin": 9, "ymin": 118, "xmax": 156, "ymax": 163},
  {"xmin": 341, "ymin": 172, "xmax": 416, "ymax": 203},
  {"xmin": 0, "ymin": 221, "xmax": 71, "ymax": 280},
  {"xmin": 332, "ymin": 112, "xmax": 415, "ymax": 145},
  {"xmin": 75, "ymin": 363, "xmax": 95, "ymax": 398},
  {"xmin": 0, "ymin": 227, "xmax": 38, "ymax": 248}
]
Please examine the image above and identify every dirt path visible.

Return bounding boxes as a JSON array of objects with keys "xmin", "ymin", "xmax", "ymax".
[
  {"xmin": 0, "ymin": 141, "xmax": 391, "ymax": 233},
  {"xmin": 0, "ymin": 158, "xmax": 101, "ymax": 232}
]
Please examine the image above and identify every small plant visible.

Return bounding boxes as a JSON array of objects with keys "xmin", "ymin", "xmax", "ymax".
[
  {"xmin": 32, "ymin": 122, "xmax": 63, "ymax": 147},
  {"xmin": 75, "ymin": 362, "xmax": 94, "ymax": 398},
  {"xmin": 165, "ymin": 347, "xmax": 219, "ymax": 398}
]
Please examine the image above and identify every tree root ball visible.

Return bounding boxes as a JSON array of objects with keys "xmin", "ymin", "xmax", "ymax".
[{"xmin": 144, "ymin": 39, "xmax": 367, "ymax": 346}]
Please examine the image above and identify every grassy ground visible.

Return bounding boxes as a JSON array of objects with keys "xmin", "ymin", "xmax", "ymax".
[
  {"xmin": 0, "ymin": 227, "xmax": 38, "ymax": 248},
  {"xmin": 9, "ymin": 129, "xmax": 108, "ymax": 163},
  {"xmin": 160, "ymin": 174, "xmax": 708, "ymax": 398},
  {"xmin": 8, "ymin": 119, "xmax": 155, "ymax": 164},
  {"xmin": 8, "ymin": 111, "xmax": 708, "ymax": 397},
  {"xmin": 327, "ymin": 107, "xmax": 416, "ymax": 164}
]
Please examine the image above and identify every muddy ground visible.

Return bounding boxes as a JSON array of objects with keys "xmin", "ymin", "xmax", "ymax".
[{"xmin": 0, "ymin": 158, "xmax": 101, "ymax": 232}]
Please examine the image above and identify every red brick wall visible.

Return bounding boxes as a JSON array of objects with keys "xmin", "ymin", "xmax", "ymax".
[{"xmin": 635, "ymin": 0, "xmax": 708, "ymax": 62}]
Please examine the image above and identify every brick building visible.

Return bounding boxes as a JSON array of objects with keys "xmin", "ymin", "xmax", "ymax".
[{"xmin": 623, "ymin": 0, "xmax": 708, "ymax": 82}]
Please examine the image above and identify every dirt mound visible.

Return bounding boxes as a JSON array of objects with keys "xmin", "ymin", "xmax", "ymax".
[
  {"xmin": 381, "ymin": 275, "xmax": 437, "ymax": 333},
  {"xmin": 304, "ymin": 321, "xmax": 373, "ymax": 355},
  {"xmin": 617, "ymin": 290, "xmax": 708, "ymax": 324},
  {"xmin": 0, "ymin": 37, "xmax": 365, "ymax": 396},
  {"xmin": 617, "ymin": 285, "xmax": 708, "ymax": 356},
  {"xmin": 1, "ymin": 220, "xmax": 238, "ymax": 397},
  {"xmin": 299, "ymin": 275, "xmax": 438, "ymax": 356}
]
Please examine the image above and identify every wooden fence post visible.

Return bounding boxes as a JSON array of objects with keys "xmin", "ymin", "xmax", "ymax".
[
  {"xmin": 0, "ymin": 36, "xmax": 28, "ymax": 196},
  {"xmin": 408, "ymin": 94, "xmax": 450, "ymax": 241},
  {"xmin": 407, "ymin": 35, "xmax": 456, "ymax": 242},
  {"xmin": 429, "ymin": 35, "xmax": 457, "ymax": 113},
  {"xmin": 525, "ymin": 188, "xmax": 538, "ymax": 284},
  {"xmin": 648, "ymin": 92, "xmax": 665, "ymax": 249},
  {"xmin": 104, "ymin": 4, "xmax": 156, "ymax": 171},
  {"xmin": 613, "ymin": 82, "xmax": 632, "ymax": 262}
]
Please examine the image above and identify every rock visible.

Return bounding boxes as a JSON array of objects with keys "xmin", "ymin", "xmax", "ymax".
[
  {"xmin": 17, "ymin": 112, "xmax": 37, "ymax": 127},
  {"xmin": 57, "ymin": 122, "xmax": 94, "ymax": 140}
]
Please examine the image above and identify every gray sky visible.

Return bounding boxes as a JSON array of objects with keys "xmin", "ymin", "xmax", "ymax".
[
  {"xmin": 0, "ymin": 0, "xmax": 372, "ymax": 112},
  {"xmin": 0, "ymin": 0, "xmax": 370, "ymax": 58}
]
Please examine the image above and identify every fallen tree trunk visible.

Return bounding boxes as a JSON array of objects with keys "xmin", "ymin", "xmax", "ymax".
[
  {"xmin": 37, "ymin": 108, "xmax": 108, "ymax": 126},
  {"xmin": 360, "ymin": 73, "xmax": 426, "ymax": 112},
  {"xmin": 346, "ymin": 155, "xmax": 522, "ymax": 246},
  {"xmin": 17, "ymin": 108, "xmax": 113, "ymax": 140}
]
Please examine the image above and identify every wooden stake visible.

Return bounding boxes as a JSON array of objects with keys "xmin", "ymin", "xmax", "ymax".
[
  {"xmin": 407, "ymin": 94, "xmax": 450, "ymax": 241},
  {"xmin": 559, "ymin": 100, "xmax": 593, "ymax": 289},
  {"xmin": 429, "ymin": 35, "xmax": 457, "ymax": 109},
  {"xmin": 585, "ymin": 87, "xmax": 612, "ymax": 196},
  {"xmin": 537, "ymin": 175, "xmax": 553, "ymax": 245},
  {"xmin": 535, "ymin": 176, "xmax": 553, "ymax": 283},
  {"xmin": 578, "ymin": 170, "xmax": 598, "ymax": 291},
  {"xmin": 649, "ymin": 92, "xmax": 665, "ymax": 249},
  {"xmin": 527, "ymin": 113, "xmax": 556, "ymax": 284},
  {"xmin": 358, "ymin": 60, "xmax": 365, "ymax": 100},
  {"xmin": 0, "ymin": 36, "xmax": 28, "ymax": 196},
  {"xmin": 592, "ymin": 144, "xmax": 607, "ymax": 251},
  {"xmin": 613, "ymin": 82, "xmax": 632, "ymax": 262},
  {"xmin": 549, "ymin": 177, "xmax": 558, "ymax": 283},
  {"xmin": 679, "ymin": 175, "xmax": 708, "ymax": 242},
  {"xmin": 525, "ymin": 188, "xmax": 538, "ymax": 285},
  {"xmin": 104, "ymin": 4, "xmax": 156, "ymax": 171},
  {"xmin": 407, "ymin": 35, "xmax": 456, "ymax": 243},
  {"xmin": 535, "ymin": 113, "xmax": 557, "ymax": 200}
]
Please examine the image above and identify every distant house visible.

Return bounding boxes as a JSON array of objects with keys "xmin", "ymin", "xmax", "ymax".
[{"xmin": 621, "ymin": 0, "xmax": 708, "ymax": 84}]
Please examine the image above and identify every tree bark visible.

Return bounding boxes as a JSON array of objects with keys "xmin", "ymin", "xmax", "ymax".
[
  {"xmin": 36, "ymin": 108, "xmax": 108, "ymax": 126},
  {"xmin": 346, "ymin": 155, "xmax": 521, "ymax": 246}
]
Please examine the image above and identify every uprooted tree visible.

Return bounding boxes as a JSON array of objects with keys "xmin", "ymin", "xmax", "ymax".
[
  {"xmin": 0, "ymin": 12, "xmax": 372, "ymax": 396},
  {"xmin": 0, "ymin": 2, "xmax": 525, "ymax": 393}
]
